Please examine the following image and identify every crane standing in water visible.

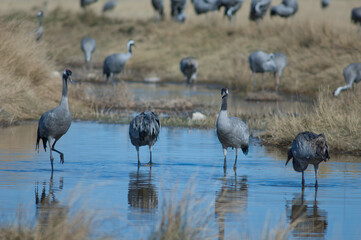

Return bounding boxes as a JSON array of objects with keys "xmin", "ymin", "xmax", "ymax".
[
  {"xmin": 286, "ymin": 132, "xmax": 330, "ymax": 187},
  {"xmin": 129, "ymin": 112, "xmax": 161, "ymax": 166},
  {"xmin": 36, "ymin": 69, "xmax": 73, "ymax": 172}
]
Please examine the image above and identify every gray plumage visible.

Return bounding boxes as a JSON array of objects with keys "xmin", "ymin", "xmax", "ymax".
[
  {"xmin": 129, "ymin": 111, "xmax": 161, "ymax": 165},
  {"xmin": 219, "ymin": 0, "xmax": 245, "ymax": 21},
  {"xmin": 216, "ymin": 88, "xmax": 250, "ymax": 170},
  {"xmin": 35, "ymin": 11, "xmax": 43, "ymax": 42},
  {"xmin": 80, "ymin": 0, "xmax": 98, "ymax": 8},
  {"xmin": 249, "ymin": 50, "xmax": 287, "ymax": 91},
  {"xmin": 321, "ymin": 0, "xmax": 329, "ymax": 9},
  {"xmin": 192, "ymin": 0, "xmax": 221, "ymax": 15},
  {"xmin": 151, "ymin": 0, "xmax": 164, "ymax": 21},
  {"xmin": 180, "ymin": 57, "xmax": 198, "ymax": 84},
  {"xmin": 249, "ymin": 0, "xmax": 271, "ymax": 21},
  {"xmin": 103, "ymin": 0, "xmax": 118, "ymax": 12},
  {"xmin": 36, "ymin": 69, "xmax": 73, "ymax": 172},
  {"xmin": 286, "ymin": 132, "xmax": 330, "ymax": 187},
  {"xmin": 171, "ymin": 0, "xmax": 188, "ymax": 23},
  {"xmin": 103, "ymin": 40, "xmax": 135, "ymax": 82},
  {"xmin": 270, "ymin": 0, "xmax": 298, "ymax": 18},
  {"xmin": 81, "ymin": 37, "xmax": 96, "ymax": 67},
  {"xmin": 334, "ymin": 63, "xmax": 361, "ymax": 96}
]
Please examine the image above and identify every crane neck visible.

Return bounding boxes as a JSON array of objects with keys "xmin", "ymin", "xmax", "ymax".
[
  {"xmin": 61, "ymin": 75, "xmax": 69, "ymax": 100},
  {"xmin": 128, "ymin": 44, "xmax": 133, "ymax": 54},
  {"xmin": 38, "ymin": 16, "xmax": 42, "ymax": 26},
  {"xmin": 221, "ymin": 95, "xmax": 228, "ymax": 111}
]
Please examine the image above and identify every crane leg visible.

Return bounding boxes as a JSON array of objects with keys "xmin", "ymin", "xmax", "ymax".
[
  {"xmin": 314, "ymin": 164, "xmax": 319, "ymax": 188},
  {"xmin": 52, "ymin": 139, "xmax": 64, "ymax": 164},
  {"xmin": 48, "ymin": 138, "xmax": 54, "ymax": 172},
  {"xmin": 262, "ymin": 74, "xmax": 265, "ymax": 91},
  {"xmin": 276, "ymin": 74, "xmax": 280, "ymax": 92},
  {"xmin": 252, "ymin": 73, "xmax": 256, "ymax": 90},
  {"xmin": 136, "ymin": 146, "xmax": 140, "ymax": 166},
  {"xmin": 234, "ymin": 148, "xmax": 239, "ymax": 170},
  {"xmin": 302, "ymin": 171, "xmax": 305, "ymax": 186},
  {"xmin": 149, "ymin": 145, "xmax": 153, "ymax": 165},
  {"xmin": 223, "ymin": 148, "xmax": 227, "ymax": 170}
]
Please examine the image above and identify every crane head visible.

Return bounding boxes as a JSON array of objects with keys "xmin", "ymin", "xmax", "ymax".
[
  {"xmin": 63, "ymin": 69, "xmax": 73, "ymax": 82},
  {"xmin": 221, "ymin": 88, "xmax": 229, "ymax": 98}
]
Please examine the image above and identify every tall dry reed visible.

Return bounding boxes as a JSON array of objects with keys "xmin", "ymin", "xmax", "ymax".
[{"xmin": 264, "ymin": 88, "xmax": 361, "ymax": 153}]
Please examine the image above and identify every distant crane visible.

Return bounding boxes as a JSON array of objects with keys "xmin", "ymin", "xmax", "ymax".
[
  {"xmin": 151, "ymin": 0, "xmax": 164, "ymax": 22},
  {"xmin": 321, "ymin": 0, "xmax": 329, "ymax": 9},
  {"xmin": 286, "ymin": 132, "xmax": 330, "ymax": 187},
  {"xmin": 216, "ymin": 88, "xmax": 250, "ymax": 170},
  {"xmin": 35, "ymin": 11, "xmax": 43, "ymax": 42},
  {"xmin": 36, "ymin": 69, "xmax": 73, "ymax": 172},
  {"xmin": 249, "ymin": 50, "xmax": 287, "ymax": 91},
  {"xmin": 334, "ymin": 63, "xmax": 361, "ymax": 96},
  {"xmin": 81, "ymin": 37, "xmax": 96, "ymax": 69},
  {"xmin": 270, "ymin": 0, "xmax": 298, "ymax": 18},
  {"xmin": 192, "ymin": 0, "xmax": 221, "ymax": 16},
  {"xmin": 80, "ymin": 0, "xmax": 98, "ymax": 8},
  {"xmin": 351, "ymin": 7, "xmax": 361, "ymax": 33},
  {"xmin": 103, "ymin": 40, "xmax": 135, "ymax": 82},
  {"xmin": 219, "ymin": 0, "xmax": 246, "ymax": 22},
  {"xmin": 103, "ymin": 0, "xmax": 118, "ymax": 13},
  {"xmin": 171, "ymin": 0, "xmax": 188, "ymax": 23},
  {"xmin": 129, "ymin": 111, "xmax": 161, "ymax": 166},
  {"xmin": 180, "ymin": 57, "xmax": 198, "ymax": 84},
  {"xmin": 249, "ymin": 0, "xmax": 271, "ymax": 21}
]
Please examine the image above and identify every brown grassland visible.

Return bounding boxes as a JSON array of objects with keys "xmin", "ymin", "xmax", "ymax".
[{"xmin": 0, "ymin": 0, "xmax": 360, "ymax": 153}]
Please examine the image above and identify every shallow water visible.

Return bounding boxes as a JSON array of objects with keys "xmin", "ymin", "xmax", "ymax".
[
  {"xmin": 128, "ymin": 81, "xmax": 311, "ymax": 115},
  {"xmin": 0, "ymin": 122, "xmax": 361, "ymax": 239}
]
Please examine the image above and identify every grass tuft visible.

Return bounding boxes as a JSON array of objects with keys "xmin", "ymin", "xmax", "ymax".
[{"xmin": 264, "ymin": 88, "xmax": 361, "ymax": 153}]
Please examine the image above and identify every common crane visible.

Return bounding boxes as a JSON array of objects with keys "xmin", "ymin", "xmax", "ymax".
[
  {"xmin": 321, "ymin": 0, "xmax": 329, "ymax": 9},
  {"xmin": 216, "ymin": 88, "xmax": 250, "ymax": 170},
  {"xmin": 334, "ymin": 63, "xmax": 361, "ymax": 96},
  {"xmin": 80, "ymin": 0, "xmax": 98, "ymax": 8},
  {"xmin": 249, "ymin": 50, "xmax": 287, "ymax": 91},
  {"xmin": 270, "ymin": 0, "xmax": 298, "ymax": 18},
  {"xmin": 35, "ymin": 11, "xmax": 43, "ymax": 42},
  {"xmin": 171, "ymin": 0, "xmax": 188, "ymax": 23},
  {"xmin": 103, "ymin": 40, "xmax": 135, "ymax": 82},
  {"xmin": 81, "ymin": 37, "xmax": 96, "ymax": 69},
  {"xmin": 219, "ymin": 0, "xmax": 245, "ymax": 21},
  {"xmin": 36, "ymin": 69, "xmax": 73, "ymax": 172},
  {"xmin": 286, "ymin": 132, "xmax": 330, "ymax": 187},
  {"xmin": 129, "ymin": 111, "xmax": 161, "ymax": 166},
  {"xmin": 192, "ymin": 0, "xmax": 221, "ymax": 15},
  {"xmin": 351, "ymin": 7, "xmax": 361, "ymax": 33},
  {"xmin": 249, "ymin": 0, "xmax": 271, "ymax": 21},
  {"xmin": 180, "ymin": 57, "xmax": 198, "ymax": 84},
  {"xmin": 151, "ymin": 0, "xmax": 164, "ymax": 22},
  {"xmin": 103, "ymin": 0, "xmax": 118, "ymax": 13}
]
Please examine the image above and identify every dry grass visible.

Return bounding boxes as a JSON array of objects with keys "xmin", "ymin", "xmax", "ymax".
[
  {"xmin": 0, "ymin": 208, "xmax": 95, "ymax": 240},
  {"xmin": 0, "ymin": 21, "xmax": 59, "ymax": 125},
  {"xmin": 264, "ymin": 88, "xmax": 361, "ymax": 153}
]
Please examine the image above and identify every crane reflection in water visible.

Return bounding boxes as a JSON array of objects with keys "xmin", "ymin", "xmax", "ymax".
[
  {"xmin": 127, "ymin": 167, "xmax": 158, "ymax": 221},
  {"xmin": 34, "ymin": 173, "xmax": 66, "ymax": 228},
  {"xmin": 286, "ymin": 188, "xmax": 328, "ymax": 238},
  {"xmin": 215, "ymin": 170, "xmax": 248, "ymax": 240}
]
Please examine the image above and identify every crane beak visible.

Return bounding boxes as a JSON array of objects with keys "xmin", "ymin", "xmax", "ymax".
[
  {"xmin": 69, "ymin": 76, "xmax": 73, "ymax": 83},
  {"xmin": 285, "ymin": 158, "xmax": 291, "ymax": 166}
]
